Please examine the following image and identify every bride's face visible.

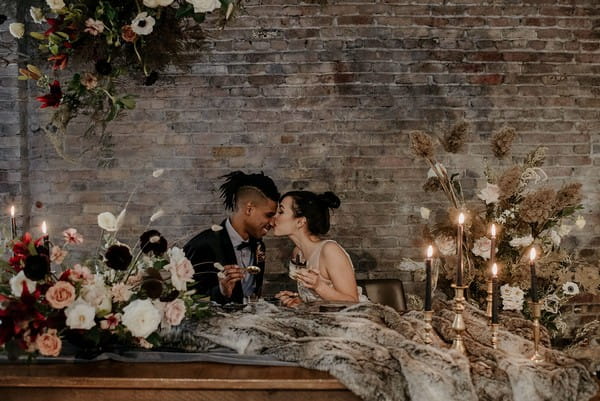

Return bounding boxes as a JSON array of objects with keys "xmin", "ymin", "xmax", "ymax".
[{"xmin": 273, "ymin": 196, "xmax": 300, "ymax": 236}]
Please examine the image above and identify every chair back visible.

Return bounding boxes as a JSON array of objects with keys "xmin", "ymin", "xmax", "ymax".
[{"xmin": 363, "ymin": 279, "xmax": 407, "ymax": 312}]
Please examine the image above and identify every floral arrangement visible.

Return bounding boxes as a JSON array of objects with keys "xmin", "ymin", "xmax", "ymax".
[
  {"xmin": 410, "ymin": 123, "xmax": 600, "ymax": 337},
  {"xmin": 0, "ymin": 206, "xmax": 208, "ymax": 359},
  {"xmin": 7, "ymin": 0, "xmax": 237, "ymax": 163}
]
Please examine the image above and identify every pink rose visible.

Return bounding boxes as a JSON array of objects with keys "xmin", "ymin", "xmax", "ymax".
[
  {"xmin": 163, "ymin": 299, "xmax": 186, "ymax": 326},
  {"xmin": 36, "ymin": 329, "xmax": 62, "ymax": 356},
  {"xmin": 46, "ymin": 281, "xmax": 76, "ymax": 309}
]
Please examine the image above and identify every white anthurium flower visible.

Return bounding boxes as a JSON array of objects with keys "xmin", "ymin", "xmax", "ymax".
[
  {"xmin": 186, "ymin": 0, "xmax": 222, "ymax": 13},
  {"xmin": 152, "ymin": 168, "xmax": 164, "ymax": 177},
  {"xmin": 508, "ymin": 234, "xmax": 534, "ymax": 248},
  {"xmin": 575, "ymin": 216, "xmax": 586, "ymax": 229},
  {"xmin": 64, "ymin": 299, "xmax": 97, "ymax": 330},
  {"xmin": 150, "ymin": 209, "xmax": 164, "ymax": 222},
  {"xmin": 122, "ymin": 299, "xmax": 162, "ymax": 338},
  {"xmin": 9, "ymin": 23, "xmax": 25, "ymax": 39},
  {"xmin": 30, "ymin": 7, "xmax": 45, "ymax": 24},
  {"xmin": 477, "ymin": 183, "xmax": 500, "ymax": 205},
  {"xmin": 46, "ymin": 0, "xmax": 66, "ymax": 10},
  {"xmin": 9, "ymin": 271, "xmax": 37, "ymax": 297},
  {"xmin": 427, "ymin": 163, "xmax": 447, "ymax": 178},
  {"xmin": 562, "ymin": 281, "xmax": 580, "ymax": 296},
  {"xmin": 131, "ymin": 12, "xmax": 156, "ymax": 36},
  {"xmin": 420, "ymin": 207, "xmax": 430, "ymax": 220}
]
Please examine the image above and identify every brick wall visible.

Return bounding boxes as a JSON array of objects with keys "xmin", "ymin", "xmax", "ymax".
[{"xmin": 0, "ymin": 1, "xmax": 599, "ymax": 303}]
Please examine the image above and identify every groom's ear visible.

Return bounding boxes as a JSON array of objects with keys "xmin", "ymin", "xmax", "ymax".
[{"xmin": 243, "ymin": 201, "xmax": 254, "ymax": 216}]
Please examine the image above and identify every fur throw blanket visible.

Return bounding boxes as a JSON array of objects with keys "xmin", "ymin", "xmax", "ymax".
[{"xmin": 160, "ymin": 301, "xmax": 598, "ymax": 401}]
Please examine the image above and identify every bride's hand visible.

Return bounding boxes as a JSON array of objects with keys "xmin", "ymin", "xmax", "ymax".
[
  {"xmin": 275, "ymin": 291, "xmax": 302, "ymax": 308},
  {"xmin": 295, "ymin": 269, "xmax": 322, "ymax": 290}
]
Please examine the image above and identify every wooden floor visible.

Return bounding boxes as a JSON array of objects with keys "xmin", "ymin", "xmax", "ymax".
[{"xmin": 0, "ymin": 361, "xmax": 361, "ymax": 401}]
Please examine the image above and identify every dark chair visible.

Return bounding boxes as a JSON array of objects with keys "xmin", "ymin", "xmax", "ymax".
[{"xmin": 362, "ymin": 279, "xmax": 407, "ymax": 312}]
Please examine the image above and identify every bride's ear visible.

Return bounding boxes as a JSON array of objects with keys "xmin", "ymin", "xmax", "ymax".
[{"xmin": 296, "ymin": 217, "xmax": 307, "ymax": 229}]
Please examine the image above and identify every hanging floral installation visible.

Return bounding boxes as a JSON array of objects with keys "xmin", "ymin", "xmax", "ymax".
[{"xmin": 9, "ymin": 0, "xmax": 238, "ymax": 164}]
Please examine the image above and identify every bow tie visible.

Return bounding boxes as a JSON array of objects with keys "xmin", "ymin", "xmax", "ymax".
[{"xmin": 236, "ymin": 241, "xmax": 252, "ymax": 251}]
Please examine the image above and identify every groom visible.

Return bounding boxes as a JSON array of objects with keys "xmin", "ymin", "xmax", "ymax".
[{"xmin": 184, "ymin": 171, "xmax": 280, "ymax": 304}]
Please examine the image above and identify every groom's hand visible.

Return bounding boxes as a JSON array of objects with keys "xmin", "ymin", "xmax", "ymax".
[{"xmin": 218, "ymin": 265, "xmax": 244, "ymax": 298}]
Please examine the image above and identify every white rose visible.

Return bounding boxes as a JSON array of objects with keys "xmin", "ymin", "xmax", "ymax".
[
  {"xmin": 471, "ymin": 237, "xmax": 496, "ymax": 260},
  {"xmin": 558, "ymin": 224, "xmax": 572, "ymax": 237},
  {"xmin": 420, "ymin": 207, "xmax": 430, "ymax": 220},
  {"xmin": 562, "ymin": 281, "xmax": 580, "ymax": 296},
  {"xmin": 65, "ymin": 299, "xmax": 97, "ymax": 330},
  {"xmin": 144, "ymin": 0, "xmax": 175, "ymax": 7},
  {"xmin": 186, "ymin": 0, "xmax": 221, "ymax": 13},
  {"xmin": 81, "ymin": 279, "xmax": 112, "ymax": 315},
  {"xmin": 30, "ymin": 7, "xmax": 45, "ymax": 24},
  {"xmin": 575, "ymin": 216, "xmax": 586, "ymax": 229},
  {"xmin": 509, "ymin": 234, "xmax": 534, "ymax": 248},
  {"xmin": 477, "ymin": 183, "xmax": 500, "ymax": 205},
  {"xmin": 46, "ymin": 0, "xmax": 66, "ymax": 10},
  {"xmin": 9, "ymin": 23, "xmax": 25, "ymax": 39},
  {"xmin": 163, "ymin": 298, "xmax": 186, "ymax": 327},
  {"xmin": 500, "ymin": 284, "xmax": 524, "ymax": 311},
  {"xmin": 97, "ymin": 209, "xmax": 126, "ymax": 232},
  {"xmin": 122, "ymin": 299, "xmax": 162, "ymax": 338},
  {"xmin": 9, "ymin": 271, "xmax": 37, "ymax": 297},
  {"xmin": 434, "ymin": 235, "xmax": 456, "ymax": 256},
  {"xmin": 549, "ymin": 229, "xmax": 561, "ymax": 247}
]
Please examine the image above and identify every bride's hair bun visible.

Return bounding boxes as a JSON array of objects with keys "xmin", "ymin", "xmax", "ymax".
[{"xmin": 318, "ymin": 191, "xmax": 341, "ymax": 209}]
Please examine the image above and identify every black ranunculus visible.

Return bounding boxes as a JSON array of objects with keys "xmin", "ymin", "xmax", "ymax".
[
  {"xmin": 139, "ymin": 230, "xmax": 168, "ymax": 256},
  {"xmin": 105, "ymin": 244, "xmax": 132, "ymax": 271},
  {"xmin": 143, "ymin": 71, "xmax": 158, "ymax": 86},
  {"xmin": 24, "ymin": 254, "xmax": 50, "ymax": 281},
  {"xmin": 159, "ymin": 290, "xmax": 179, "ymax": 303},
  {"xmin": 0, "ymin": 15, "xmax": 7, "ymax": 25},
  {"xmin": 35, "ymin": 245, "xmax": 50, "ymax": 257},
  {"xmin": 142, "ymin": 278, "xmax": 163, "ymax": 299},
  {"xmin": 95, "ymin": 59, "xmax": 112, "ymax": 76}
]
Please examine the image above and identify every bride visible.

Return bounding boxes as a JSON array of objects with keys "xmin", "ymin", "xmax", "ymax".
[{"xmin": 273, "ymin": 190, "xmax": 361, "ymax": 307}]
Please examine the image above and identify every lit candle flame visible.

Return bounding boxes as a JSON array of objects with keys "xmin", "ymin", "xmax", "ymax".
[
  {"xmin": 458, "ymin": 213, "xmax": 465, "ymax": 225},
  {"xmin": 427, "ymin": 245, "xmax": 433, "ymax": 258},
  {"xmin": 492, "ymin": 263, "xmax": 498, "ymax": 277},
  {"xmin": 10, "ymin": 205, "xmax": 14, "ymax": 218},
  {"xmin": 529, "ymin": 247, "xmax": 536, "ymax": 261},
  {"xmin": 491, "ymin": 223, "xmax": 496, "ymax": 238},
  {"xmin": 41, "ymin": 221, "xmax": 47, "ymax": 235}
]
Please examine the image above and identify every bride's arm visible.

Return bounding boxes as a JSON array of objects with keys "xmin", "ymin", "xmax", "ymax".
[{"xmin": 305, "ymin": 242, "xmax": 358, "ymax": 302}]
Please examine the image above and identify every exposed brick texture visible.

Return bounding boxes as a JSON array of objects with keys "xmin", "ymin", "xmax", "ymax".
[{"xmin": 0, "ymin": 1, "xmax": 599, "ymax": 313}]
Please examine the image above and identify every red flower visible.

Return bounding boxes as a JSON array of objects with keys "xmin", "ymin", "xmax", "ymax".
[
  {"xmin": 44, "ymin": 17, "xmax": 64, "ymax": 36},
  {"xmin": 36, "ymin": 80, "xmax": 62, "ymax": 108},
  {"xmin": 48, "ymin": 53, "xmax": 68, "ymax": 70}
]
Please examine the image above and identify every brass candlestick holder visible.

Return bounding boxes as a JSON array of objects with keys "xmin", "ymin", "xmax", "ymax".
[
  {"xmin": 530, "ymin": 301, "xmax": 544, "ymax": 362},
  {"xmin": 423, "ymin": 310, "xmax": 433, "ymax": 344},
  {"xmin": 491, "ymin": 323, "xmax": 499, "ymax": 349},
  {"xmin": 451, "ymin": 284, "xmax": 468, "ymax": 353},
  {"xmin": 485, "ymin": 279, "xmax": 493, "ymax": 323}
]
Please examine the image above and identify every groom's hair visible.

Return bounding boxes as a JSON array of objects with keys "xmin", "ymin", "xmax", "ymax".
[{"xmin": 219, "ymin": 171, "xmax": 279, "ymax": 211}]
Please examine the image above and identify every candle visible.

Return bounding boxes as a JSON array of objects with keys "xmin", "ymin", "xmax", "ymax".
[
  {"xmin": 490, "ymin": 223, "xmax": 496, "ymax": 266},
  {"xmin": 529, "ymin": 247, "xmax": 538, "ymax": 302},
  {"xmin": 10, "ymin": 205, "xmax": 17, "ymax": 239},
  {"xmin": 425, "ymin": 245, "xmax": 433, "ymax": 311},
  {"xmin": 41, "ymin": 221, "xmax": 50, "ymax": 252},
  {"xmin": 456, "ymin": 213, "xmax": 464, "ymax": 286},
  {"xmin": 491, "ymin": 263, "xmax": 499, "ymax": 324}
]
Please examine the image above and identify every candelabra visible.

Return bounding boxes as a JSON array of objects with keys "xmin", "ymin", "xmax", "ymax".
[
  {"xmin": 451, "ymin": 284, "xmax": 468, "ymax": 353},
  {"xmin": 485, "ymin": 279, "xmax": 493, "ymax": 323},
  {"xmin": 423, "ymin": 310, "xmax": 433, "ymax": 344},
  {"xmin": 491, "ymin": 323, "xmax": 499, "ymax": 349},
  {"xmin": 530, "ymin": 301, "xmax": 544, "ymax": 362}
]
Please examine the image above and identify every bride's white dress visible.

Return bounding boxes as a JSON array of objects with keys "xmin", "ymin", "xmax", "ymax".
[{"xmin": 293, "ymin": 240, "xmax": 367, "ymax": 303}]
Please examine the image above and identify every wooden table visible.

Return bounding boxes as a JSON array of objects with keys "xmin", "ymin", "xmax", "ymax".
[{"xmin": 0, "ymin": 361, "xmax": 361, "ymax": 401}]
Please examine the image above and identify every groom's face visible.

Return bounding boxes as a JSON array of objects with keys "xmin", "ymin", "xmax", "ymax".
[{"xmin": 245, "ymin": 199, "xmax": 278, "ymax": 239}]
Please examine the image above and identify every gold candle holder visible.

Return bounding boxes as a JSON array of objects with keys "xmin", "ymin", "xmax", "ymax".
[
  {"xmin": 530, "ymin": 301, "xmax": 544, "ymax": 363},
  {"xmin": 423, "ymin": 310, "xmax": 433, "ymax": 344},
  {"xmin": 491, "ymin": 323, "xmax": 499, "ymax": 349},
  {"xmin": 451, "ymin": 284, "xmax": 468, "ymax": 353},
  {"xmin": 485, "ymin": 278, "xmax": 493, "ymax": 323}
]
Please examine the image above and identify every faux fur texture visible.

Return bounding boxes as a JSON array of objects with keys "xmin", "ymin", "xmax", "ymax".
[{"xmin": 160, "ymin": 301, "xmax": 598, "ymax": 401}]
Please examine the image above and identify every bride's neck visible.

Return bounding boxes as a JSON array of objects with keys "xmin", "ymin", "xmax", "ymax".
[{"xmin": 289, "ymin": 232, "xmax": 321, "ymax": 258}]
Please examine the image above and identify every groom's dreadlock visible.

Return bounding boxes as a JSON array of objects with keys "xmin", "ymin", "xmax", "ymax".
[{"xmin": 219, "ymin": 171, "xmax": 280, "ymax": 211}]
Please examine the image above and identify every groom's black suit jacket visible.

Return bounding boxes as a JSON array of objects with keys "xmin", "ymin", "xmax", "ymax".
[{"xmin": 183, "ymin": 220, "xmax": 265, "ymax": 304}]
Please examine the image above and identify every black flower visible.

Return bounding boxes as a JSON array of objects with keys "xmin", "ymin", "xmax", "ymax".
[
  {"xmin": 142, "ymin": 278, "xmax": 163, "ymax": 299},
  {"xmin": 105, "ymin": 244, "xmax": 132, "ymax": 271},
  {"xmin": 24, "ymin": 254, "xmax": 50, "ymax": 281},
  {"xmin": 140, "ymin": 230, "xmax": 167, "ymax": 256},
  {"xmin": 95, "ymin": 59, "xmax": 113, "ymax": 76},
  {"xmin": 143, "ymin": 71, "xmax": 158, "ymax": 86}
]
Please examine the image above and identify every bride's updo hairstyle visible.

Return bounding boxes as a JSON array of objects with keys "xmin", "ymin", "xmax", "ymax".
[{"xmin": 282, "ymin": 191, "xmax": 341, "ymax": 235}]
